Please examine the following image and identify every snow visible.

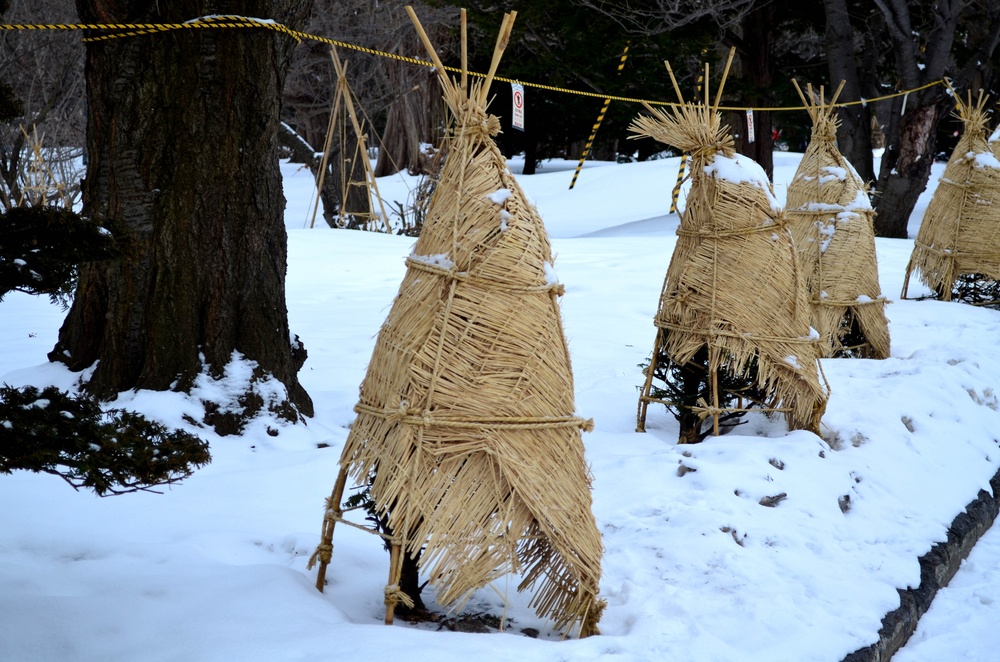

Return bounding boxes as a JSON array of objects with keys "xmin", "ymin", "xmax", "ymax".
[
  {"xmin": 487, "ymin": 188, "xmax": 513, "ymax": 205},
  {"xmin": 703, "ymin": 152, "xmax": 781, "ymax": 212},
  {"xmin": 408, "ymin": 251, "xmax": 454, "ymax": 270},
  {"xmin": 973, "ymin": 150, "xmax": 1000, "ymax": 170},
  {"xmin": 0, "ymin": 151, "xmax": 996, "ymax": 661}
]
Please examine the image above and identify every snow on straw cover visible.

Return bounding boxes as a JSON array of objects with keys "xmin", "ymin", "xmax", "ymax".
[
  {"xmin": 628, "ymin": 54, "xmax": 828, "ymax": 434},
  {"xmin": 904, "ymin": 89, "xmax": 1000, "ymax": 300},
  {"xmin": 783, "ymin": 80, "xmax": 890, "ymax": 359},
  {"xmin": 310, "ymin": 7, "xmax": 604, "ymax": 638}
]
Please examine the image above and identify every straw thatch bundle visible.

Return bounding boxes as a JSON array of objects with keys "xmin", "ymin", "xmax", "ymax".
[
  {"xmin": 903, "ymin": 91, "xmax": 1000, "ymax": 302},
  {"xmin": 310, "ymin": 8, "xmax": 603, "ymax": 638},
  {"xmin": 784, "ymin": 81, "xmax": 889, "ymax": 359},
  {"xmin": 989, "ymin": 122, "xmax": 1000, "ymax": 159},
  {"xmin": 631, "ymin": 55, "xmax": 828, "ymax": 438}
]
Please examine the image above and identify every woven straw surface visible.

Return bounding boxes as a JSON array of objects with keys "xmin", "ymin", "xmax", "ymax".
[
  {"xmin": 332, "ymin": 37, "xmax": 603, "ymax": 636},
  {"xmin": 906, "ymin": 95, "xmax": 1000, "ymax": 298},
  {"xmin": 631, "ymin": 99, "xmax": 828, "ymax": 433},
  {"xmin": 784, "ymin": 91, "xmax": 890, "ymax": 358}
]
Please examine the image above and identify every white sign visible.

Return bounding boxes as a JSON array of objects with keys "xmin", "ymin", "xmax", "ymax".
[
  {"xmin": 511, "ymin": 83, "xmax": 525, "ymax": 131},
  {"xmin": 746, "ymin": 109, "xmax": 755, "ymax": 143}
]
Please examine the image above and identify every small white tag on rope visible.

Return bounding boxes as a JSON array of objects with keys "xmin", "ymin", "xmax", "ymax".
[
  {"xmin": 511, "ymin": 83, "xmax": 525, "ymax": 131},
  {"xmin": 746, "ymin": 109, "xmax": 755, "ymax": 144}
]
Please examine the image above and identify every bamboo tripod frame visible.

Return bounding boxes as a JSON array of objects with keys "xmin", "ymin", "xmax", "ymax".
[
  {"xmin": 309, "ymin": 46, "xmax": 390, "ymax": 232},
  {"xmin": 632, "ymin": 50, "xmax": 827, "ymax": 439},
  {"xmin": 309, "ymin": 8, "xmax": 516, "ymax": 629},
  {"xmin": 635, "ymin": 54, "xmax": 735, "ymax": 439}
]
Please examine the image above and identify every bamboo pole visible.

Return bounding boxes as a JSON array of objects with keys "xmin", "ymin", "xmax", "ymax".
[
  {"xmin": 478, "ymin": 11, "xmax": 516, "ymax": 106},
  {"xmin": 314, "ymin": 466, "xmax": 349, "ymax": 591}
]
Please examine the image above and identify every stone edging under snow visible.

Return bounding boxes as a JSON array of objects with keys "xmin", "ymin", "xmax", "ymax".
[{"xmin": 842, "ymin": 466, "xmax": 1000, "ymax": 661}]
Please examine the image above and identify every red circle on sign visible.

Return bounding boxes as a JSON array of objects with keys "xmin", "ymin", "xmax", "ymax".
[{"xmin": 514, "ymin": 91, "xmax": 523, "ymax": 108}]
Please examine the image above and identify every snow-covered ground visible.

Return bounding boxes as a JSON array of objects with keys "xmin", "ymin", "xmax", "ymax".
[{"xmin": 2, "ymin": 151, "xmax": 999, "ymax": 661}]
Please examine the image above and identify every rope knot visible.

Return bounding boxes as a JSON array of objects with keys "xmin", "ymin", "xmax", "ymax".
[
  {"xmin": 388, "ymin": 399, "xmax": 409, "ymax": 424},
  {"xmin": 384, "ymin": 584, "xmax": 415, "ymax": 610},
  {"xmin": 455, "ymin": 104, "xmax": 501, "ymax": 138},
  {"xmin": 307, "ymin": 542, "xmax": 333, "ymax": 569}
]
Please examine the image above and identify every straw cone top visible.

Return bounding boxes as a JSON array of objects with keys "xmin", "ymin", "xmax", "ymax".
[
  {"xmin": 784, "ymin": 81, "xmax": 889, "ymax": 359},
  {"xmin": 330, "ymin": 7, "xmax": 604, "ymax": 638},
  {"xmin": 629, "ymin": 53, "xmax": 828, "ymax": 433},
  {"xmin": 906, "ymin": 90, "xmax": 1000, "ymax": 297}
]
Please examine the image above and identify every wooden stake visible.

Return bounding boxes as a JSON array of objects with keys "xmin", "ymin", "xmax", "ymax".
[
  {"xmin": 461, "ymin": 8, "xmax": 468, "ymax": 94},
  {"xmin": 314, "ymin": 466, "xmax": 349, "ymax": 591},
  {"xmin": 385, "ymin": 543, "xmax": 403, "ymax": 625},
  {"xmin": 711, "ymin": 365, "xmax": 720, "ymax": 437},
  {"xmin": 636, "ymin": 328, "xmax": 664, "ymax": 432}
]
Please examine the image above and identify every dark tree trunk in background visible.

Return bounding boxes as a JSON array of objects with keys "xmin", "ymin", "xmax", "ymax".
[
  {"xmin": 53, "ymin": 0, "xmax": 314, "ymax": 429},
  {"xmin": 870, "ymin": 0, "xmax": 955, "ymax": 238},
  {"xmin": 873, "ymin": 98, "xmax": 941, "ymax": 238},
  {"xmin": 374, "ymin": 55, "xmax": 440, "ymax": 177},
  {"xmin": 728, "ymin": 4, "xmax": 775, "ymax": 179},
  {"xmin": 824, "ymin": 0, "xmax": 876, "ymax": 184}
]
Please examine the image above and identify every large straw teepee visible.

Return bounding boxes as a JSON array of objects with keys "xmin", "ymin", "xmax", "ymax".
[
  {"xmin": 632, "ymin": 52, "xmax": 828, "ymax": 441},
  {"xmin": 903, "ymin": 90, "xmax": 1000, "ymax": 305},
  {"xmin": 309, "ymin": 8, "xmax": 604, "ymax": 638},
  {"xmin": 784, "ymin": 80, "xmax": 890, "ymax": 359}
]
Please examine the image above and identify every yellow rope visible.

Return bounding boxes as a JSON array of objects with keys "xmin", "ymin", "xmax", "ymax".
[{"xmin": 1, "ymin": 18, "xmax": 947, "ymax": 111}]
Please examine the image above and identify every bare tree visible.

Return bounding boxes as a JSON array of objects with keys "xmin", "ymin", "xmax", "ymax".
[
  {"xmin": 0, "ymin": 0, "xmax": 85, "ymax": 209},
  {"xmin": 281, "ymin": 0, "xmax": 456, "ymax": 227}
]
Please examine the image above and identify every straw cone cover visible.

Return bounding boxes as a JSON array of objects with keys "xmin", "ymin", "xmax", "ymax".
[
  {"xmin": 631, "ymin": 95, "xmax": 829, "ymax": 433},
  {"xmin": 784, "ymin": 91, "xmax": 890, "ymax": 358},
  {"xmin": 906, "ymin": 93, "xmax": 1000, "ymax": 298},
  {"xmin": 330, "ymin": 11, "xmax": 603, "ymax": 637}
]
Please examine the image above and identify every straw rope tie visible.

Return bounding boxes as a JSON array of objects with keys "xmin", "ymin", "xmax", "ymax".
[
  {"xmin": 354, "ymin": 402, "xmax": 593, "ymax": 432},
  {"xmin": 658, "ymin": 321, "xmax": 825, "ymax": 347},
  {"xmin": 675, "ymin": 221, "xmax": 787, "ymax": 239},
  {"xmin": 454, "ymin": 105, "xmax": 501, "ymax": 139},
  {"xmin": 814, "ymin": 295, "xmax": 888, "ymax": 307},
  {"xmin": 687, "ymin": 134, "xmax": 736, "ymax": 163},
  {"xmin": 384, "ymin": 584, "xmax": 415, "ymax": 610},
  {"xmin": 913, "ymin": 239, "xmax": 1000, "ymax": 261},
  {"xmin": 405, "ymin": 256, "xmax": 565, "ymax": 294},
  {"xmin": 311, "ymin": 542, "xmax": 333, "ymax": 566}
]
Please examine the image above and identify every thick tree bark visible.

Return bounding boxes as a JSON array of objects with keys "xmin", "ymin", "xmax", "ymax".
[
  {"xmin": 873, "ymin": 99, "xmax": 940, "ymax": 238},
  {"xmin": 824, "ymin": 0, "xmax": 876, "ymax": 184},
  {"xmin": 871, "ymin": 0, "xmax": 955, "ymax": 237},
  {"xmin": 53, "ymin": 0, "xmax": 314, "ymax": 429}
]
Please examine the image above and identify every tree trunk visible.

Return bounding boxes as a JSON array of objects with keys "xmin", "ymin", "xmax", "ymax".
[
  {"xmin": 729, "ymin": 4, "xmax": 775, "ymax": 179},
  {"xmin": 824, "ymin": 0, "xmax": 876, "ymax": 184},
  {"xmin": 53, "ymin": 0, "xmax": 314, "ymax": 431},
  {"xmin": 872, "ymin": 99, "xmax": 940, "ymax": 238}
]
